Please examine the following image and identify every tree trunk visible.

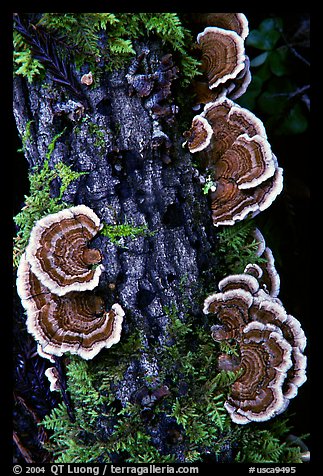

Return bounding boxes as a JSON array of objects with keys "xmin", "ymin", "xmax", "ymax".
[{"xmin": 13, "ymin": 38, "xmax": 227, "ymax": 462}]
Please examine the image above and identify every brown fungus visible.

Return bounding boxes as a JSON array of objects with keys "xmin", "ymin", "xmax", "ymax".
[
  {"xmin": 197, "ymin": 27, "xmax": 246, "ymax": 91},
  {"xmin": 25, "ymin": 205, "xmax": 104, "ymax": 296},
  {"xmin": 191, "ymin": 14, "xmax": 251, "ymax": 108},
  {"xmin": 192, "ymin": 54, "xmax": 251, "ymax": 108},
  {"xmin": 16, "ymin": 253, "xmax": 124, "ymax": 360},
  {"xmin": 183, "ymin": 115, "xmax": 213, "ymax": 153},
  {"xmin": 244, "ymin": 227, "xmax": 280, "ymax": 297},
  {"xmin": 185, "ymin": 98, "xmax": 283, "ymax": 226},
  {"xmin": 203, "ymin": 246, "xmax": 307, "ymax": 424},
  {"xmin": 249, "ymin": 297, "xmax": 307, "ymax": 401},
  {"xmin": 204, "ymin": 288, "xmax": 253, "ymax": 341},
  {"xmin": 223, "ymin": 322, "xmax": 292, "ymax": 424},
  {"xmin": 192, "ymin": 13, "xmax": 249, "ymax": 40}
]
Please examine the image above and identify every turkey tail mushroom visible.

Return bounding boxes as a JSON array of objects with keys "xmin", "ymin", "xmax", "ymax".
[
  {"xmin": 25, "ymin": 205, "xmax": 104, "ymax": 295},
  {"xmin": 185, "ymin": 98, "xmax": 283, "ymax": 226},
  {"xmin": 203, "ymin": 233, "xmax": 307, "ymax": 424},
  {"xmin": 191, "ymin": 13, "xmax": 251, "ymax": 107},
  {"xmin": 223, "ymin": 322, "xmax": 293, "ymax": 424},
  {"xmin": 191, "ymin": 13, "xmax": 249, "ymax": 40},
  {"xmin": 16, "ymin": 253, "xmax": 124, "ymax": 361},
  {"xmin": 197, "ymin": 26, "xmax": 246, "ymax": 90}
]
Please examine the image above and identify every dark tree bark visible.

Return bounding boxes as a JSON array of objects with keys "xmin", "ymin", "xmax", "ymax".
[{"xmin": 13, "ymin": 37, "xmax": 226, "ymax": 462}]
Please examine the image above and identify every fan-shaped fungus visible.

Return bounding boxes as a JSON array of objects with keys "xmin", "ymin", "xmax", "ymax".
[
  {"xmin": 204, "ymin": 288, "xmax": 252, "ymax": 341},
  {"xmin": 17, "ymin": 253, "xmax": 124, "ymax": 360},
  {"xmin": 192, "ymin": 13, "xmax": 249, "ymax": 40},
  {"xmin": 192, "ymin": 13, "xmax": 251, "ymax": 107},
  {"xmin": 203, "ymin": 239, "xmax": 307, "ymax": 423},
  {"xmin": 197, "ymin": 27, "xmax": 246, "ymax": 91},
  {"xmin": 222, "ymin": 322, "xmax": 293, "ymax": 424},
  {"xmin": 185, "ymin": 98, "xmax": 283, "ymax": 226},
  {"xmin": 183, "ymin": 115, "xmax": 213, "ymax": 153},
  {"xmin": 25, "ymin": 205, "xmax": 104, "ymax": 295},
  {"xmin": 244, "ymin": 227, "xmax": 280, "ymax": 297}
]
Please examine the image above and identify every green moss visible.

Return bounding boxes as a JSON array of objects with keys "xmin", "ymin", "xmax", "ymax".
[
  {"xmin": 86, "ymin": 121, "xmax": 108, "ymax": 149},
  {"xmin": 100, "ymin": 219, "xmax": 154, "ymax": 248},
  {"xmin": 17, "ymin": 119, "xmax": 34, "ymax": 153},
  {"xmin": 40, "ymin": 302, "xmax": 235, "ymax": 463},
  {"xmin": 45, "ymin": 128, "xmax": 67, "ymax": 160},
  {"xmin": 217, "ymin": 219, "xmax": 267, "ymax": 275},
  {"xmin": 14, "ymin": 13, "xmax": 201, "ymax": 86},
  {"xmin": 233, "ymin": 418, "xmax": 306, "ymax": 463},
  {"xmin": 13, "ymin": 158, "xmax": 87, "ymax": 268},
  {"xmin": 13, "ymin": 30, "xmax": 45, "ymax": 83}
]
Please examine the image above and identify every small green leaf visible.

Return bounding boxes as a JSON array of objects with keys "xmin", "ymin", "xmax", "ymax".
[
  {"xmin": 236, "ymin": 75, "xmax": 263, "ymax": 110},
  {"xmin": 250, "ymin": 51, "xmax": 269, "ymax": 67},
  {"xmin": 258, "ymin": 90, "xmax": 285, "ymax": 115},
  {"xmin": 254, "ymin": 61, "xmax": 273, "ymax": 82},
  {"xmin": 247, "ymin": 30, "xmax": 268, "ymax": 50}
]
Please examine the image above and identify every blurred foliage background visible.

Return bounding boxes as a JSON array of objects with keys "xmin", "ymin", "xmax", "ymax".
[{"xmin": 238, "ymin": 13, "xmax": 309, "ymax": 136}]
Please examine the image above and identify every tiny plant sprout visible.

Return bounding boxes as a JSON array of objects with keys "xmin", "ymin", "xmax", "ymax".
[{"xmin": 203, "ymin": 175, "xmax": 217, "ymax": 194}]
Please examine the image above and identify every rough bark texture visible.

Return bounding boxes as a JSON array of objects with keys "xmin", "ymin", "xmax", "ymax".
[{"xmin": 13, "ymin": 41, "xmax": 225, "ymax": 461}]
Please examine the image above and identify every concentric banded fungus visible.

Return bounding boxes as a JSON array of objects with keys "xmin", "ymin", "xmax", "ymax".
[
  {"xmin": 183, "ymin": 115, "xmax": 213, "ymax": 153},
  {"xmin": 192, "ymin": 13, "xmax": 251, "ymax": 107},
  {"xmin": 222, "ymin": 322, "xmax": 292, "ymax": 424},
  {"xmin": 255, "ymin": 247, "xmax": 280, "ymax": 298},
  {"xmin": 17, "ymin": 253, "xmax": 124, "ymax": 360},
  {"xmin": 197, "ymin": 27, "xmax": 246, "ymax": 90},
  {"xmin": 25, "ymin": 205, "xmax": 104, "ymax": 295},
  {"xmin": 185, "ymin": 98, "xmax": 283, "ymax": 226},
  {"xmin": 203, "ymin": 245, "xmax": 307, "ymax": 423},
  {"xmin": 249, "ymin": 297, "xmax": 307, "ymax": 400},
  {"xmin": 192, "ymin": 13, "xmax": 249, "ymax": 40},
  {"xmin": 204, "ymin": 288, "xmax": 252, "ymax": 341}
]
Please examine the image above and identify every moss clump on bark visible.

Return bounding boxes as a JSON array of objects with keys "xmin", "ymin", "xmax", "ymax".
[{"xmin": 13, "ymin": 13, "xmax": 201, "ymax": 86}]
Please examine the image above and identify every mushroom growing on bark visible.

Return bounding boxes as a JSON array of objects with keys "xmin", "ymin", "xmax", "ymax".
[
  {"xmin": 44, "ymin": 367, "xmax": 61, "ymax": 392},
  {"xmin": 221, "ymin": 322, "xmax": 293, "ymax": 424},
  {"xmin": 183, "ymin": 115, "xmax": 213, "ymax": 153},
  {"xmin": 192, "ymin": 13, "xmax": 249, "ymax": 40},
  {"xmin": 244, "ymin": 227, "xmax": 280, "ymax": 298},
  {"xmin": 203, "ymin": 234, "xmax": 307, "ymax": 424},
  {"xmin": 25, "ymin": 205, "xmax": 104, "ymax": 295},
  {"xmin": 197, "ymin": 26, "xmax": 246, "ymax": 91},
  {"xmin": 191, "ymin": 13, "xmax": 251, "ymax": 107},
  {"xmin": 185, "ymin": 98, "xmax": 283, "ymax": 226},
  {"xmin": 16, "ymin": 253, "xmax": 124, "ymax": 360}
]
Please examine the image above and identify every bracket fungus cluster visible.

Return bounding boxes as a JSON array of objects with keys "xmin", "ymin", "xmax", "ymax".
[
  {"xmin": 203, "ymin": 229, "xmax": 307, "ymax": 424},
  {"xmin": 16, "ymin": 205, "xmax": 125, "ymax": 362},
  {"xmin": 184, "ymin": 13, "xmax": 283, "ymax": 226},
  {"xmin": 185, "ymin": 97, "xmax": 283, "ymax": 225}
]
